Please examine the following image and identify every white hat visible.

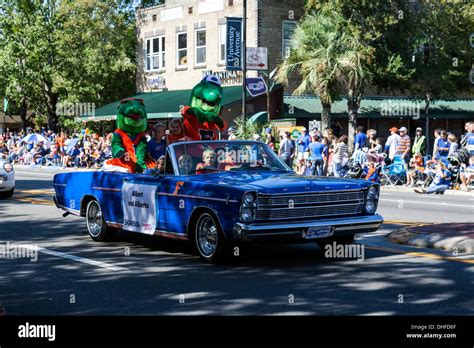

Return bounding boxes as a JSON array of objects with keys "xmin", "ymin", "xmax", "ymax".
[
  {"xmin": 301, "ymin": 127, "xmax": 307, "ymax": 132},
  {"xmin": 252, "ymin": 134, "xmax": 261, "ymax": 140},
  {"xmin": 202, "ymin": 74, "xmax": 222, "ymax": 86},
  {"xmin": 399, "ymin": 126, "xmax": 407, "ymax": 132}
]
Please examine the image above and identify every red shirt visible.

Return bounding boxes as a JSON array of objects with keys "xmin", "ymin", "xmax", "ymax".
[{"xmin": 181, "ymin": 106, "xmax": 226, "ymax": 141}]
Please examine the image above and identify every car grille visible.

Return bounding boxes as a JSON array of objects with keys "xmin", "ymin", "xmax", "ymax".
[{"xmin": 256, "ymin": 190, "xmax": 365, "ymax": 221}]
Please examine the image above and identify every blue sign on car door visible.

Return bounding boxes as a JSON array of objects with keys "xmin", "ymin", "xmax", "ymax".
[{"xmin": 226, "ymin": 17, "xmax": 243, "ymax": 71}]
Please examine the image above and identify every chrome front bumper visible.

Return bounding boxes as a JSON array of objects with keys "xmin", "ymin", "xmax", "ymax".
[{"xmin": 233, "ymin": 214, "xmax": 384, "ymax": 241}]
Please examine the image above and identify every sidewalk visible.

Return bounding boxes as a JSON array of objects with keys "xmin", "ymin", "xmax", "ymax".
[
  {"xmin": 13, "ymin": 164, "xmax": 97, "ymax": 173},
  {"xmin": 381, "ymin": 185, "xmax": 473, "ymax": 197},
  {"xmin": 387, "ymin": 223, "xmax": 474, "ymax": 254}
]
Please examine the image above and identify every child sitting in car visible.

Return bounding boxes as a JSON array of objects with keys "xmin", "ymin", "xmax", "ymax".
[{"xmin": 196, "ymin": 149, "xmax": 217, "ymax": 174}]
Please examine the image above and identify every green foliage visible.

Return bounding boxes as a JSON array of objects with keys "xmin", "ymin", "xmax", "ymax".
[
  {"xmin": 275, "ymin": 3, "xmax": 374, "ymax": 132},
  {"xmin": 233, "ymin": 115, "xmax": 272, "ymax": 141},
  {"xmin": 0, "ymin": 0, "xmax": 138, "ymax": 131}
]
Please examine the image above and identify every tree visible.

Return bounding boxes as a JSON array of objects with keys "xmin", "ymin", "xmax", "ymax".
[
  {"xmin": 0, "ymin": 0, "xmax": 137, "ymax": 132},
  {"xmin": 407, "ymin": 1, "xmax": 473, "ymax": 148},
  {"xmin": 276, "ymin": 4, "xmax": 374, "ymax": 146}
]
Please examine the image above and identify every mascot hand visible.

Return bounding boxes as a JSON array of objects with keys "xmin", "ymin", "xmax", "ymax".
[
  {"xmin": 205, "ymin": 112, "xmax": 224, "ymax": 128},
  {"xmin": 187, "ymin": 107, "xmax": 207, "ymax": 124},
  {"xmin": 135, "ymin": 160, "xmax": 146, "ymax": 173}
]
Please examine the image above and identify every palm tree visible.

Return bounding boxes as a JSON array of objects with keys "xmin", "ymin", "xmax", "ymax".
[{"xmin": 275, "ymin": 5, "xmax": 373, "ymax": 149}]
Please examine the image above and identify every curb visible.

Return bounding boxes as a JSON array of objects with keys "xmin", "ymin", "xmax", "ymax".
[
  {"xmin": 380, "ymin": 186, "xmax": 473, "ymax": 197},
  {"xmin": 387, "ymin": 226, "xmax": 474, "ymax": 254}
]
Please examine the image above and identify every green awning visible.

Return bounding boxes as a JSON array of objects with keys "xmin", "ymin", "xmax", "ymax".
[
  {"xmin": 283, "ymin": 95, "xmax": 474, "ymax": 119},
  {"xmin": 79, "ymin": 86, "xmax": 250, "ymax": 121}
]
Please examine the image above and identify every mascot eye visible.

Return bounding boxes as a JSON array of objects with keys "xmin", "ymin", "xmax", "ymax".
[{"xmin": 199, "ymin": 97, "xmax": 216, "ymax": 107}]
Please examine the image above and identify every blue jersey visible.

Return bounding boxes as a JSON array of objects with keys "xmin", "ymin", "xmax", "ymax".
[{"xmin": 466, "ymin": 133, "xmax": 474, "ymax": 155}]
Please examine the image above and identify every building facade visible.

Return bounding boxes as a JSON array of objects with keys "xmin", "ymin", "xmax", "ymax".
[{"xmin": 136, "ymin": 0, "xmax": 304, "ymax": 92}]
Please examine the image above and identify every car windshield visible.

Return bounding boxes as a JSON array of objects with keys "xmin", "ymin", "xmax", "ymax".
[{"xmin": 170, "ymin": 141, "xmax": 291, "ymax": 176}]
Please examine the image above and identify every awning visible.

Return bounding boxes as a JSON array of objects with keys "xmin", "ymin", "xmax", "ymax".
[
  {"xmin": 283, "ymin": 95, "xmax": 474, "ymax": 119},
  {"xmin": 79, "ymin": 86, "xmax": 250, "ymax": 122}
]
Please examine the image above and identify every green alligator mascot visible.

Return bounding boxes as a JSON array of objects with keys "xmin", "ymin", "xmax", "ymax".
[
  {"xmin": 181, "ymin": 75, "xmax": 227, "ymax": 141},
  {"xmin": 103, "ymin": 98, "xmax": 153, "ymax": 173}
]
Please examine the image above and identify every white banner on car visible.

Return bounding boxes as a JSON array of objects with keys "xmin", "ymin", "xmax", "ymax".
[{"xmin": 122, "ymin": 183, "xmax": 157, "ymax": 235}]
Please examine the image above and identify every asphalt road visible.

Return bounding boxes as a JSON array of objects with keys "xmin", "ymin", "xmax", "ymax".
[{"xmin": 0, "ymin": 169, "xmax": 473, "ymax": 315}]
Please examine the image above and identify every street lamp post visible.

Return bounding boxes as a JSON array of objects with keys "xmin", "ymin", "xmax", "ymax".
[{"xmin": 242, "ymin": 0, "xmax": 247, "ymax": 132}]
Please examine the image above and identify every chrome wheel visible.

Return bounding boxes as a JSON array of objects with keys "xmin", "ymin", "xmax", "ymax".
[
  {"xmin": 196, "ymin": 213, "xmax": 218, "ymax": 258},
  {"xmin": 86, "ymin": 201, "xmax": 103, "ymax": 237}
]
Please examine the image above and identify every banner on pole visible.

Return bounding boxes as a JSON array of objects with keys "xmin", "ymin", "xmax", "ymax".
[{"xmin": 226, "ymin": 17, "xmax": 243, "ymax": 71}]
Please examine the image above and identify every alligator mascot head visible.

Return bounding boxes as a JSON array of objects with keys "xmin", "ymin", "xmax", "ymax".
[
  {"xmin": 181, "ymin": 75, "xmax": 226, "ymax": 141},
  {"xmin": 116, "ymin": 98, "xmax": 148, "ymax": 135}
]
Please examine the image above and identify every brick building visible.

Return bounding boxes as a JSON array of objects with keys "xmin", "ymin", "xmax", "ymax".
[{"xmin": 136, "ymin": 0, "xmax": 304, "ymax": 93}]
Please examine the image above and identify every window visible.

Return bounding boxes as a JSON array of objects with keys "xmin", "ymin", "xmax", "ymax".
[
  {"xmin": 146, "ymin": 36, "xmax": 165, "ymax": 71},
  {"xmin": 195, "ymin": 29, "xmax": 206, "ymax": 66},
  {"xmin": 176, "ymin": 32, "xmax": 188, "ymax": 67},
  {"xmin": 282, "ymin": 21, "xmax": 297, "ymax": 58},
  {"xmin": 218, "ymin": 24, "xmax": 226, "ymax": 64}
]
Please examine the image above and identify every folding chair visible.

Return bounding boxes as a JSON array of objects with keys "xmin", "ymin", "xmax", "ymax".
[{"xmin": 381, "ymin": 155, "xmax": 406, "ymax": 185}]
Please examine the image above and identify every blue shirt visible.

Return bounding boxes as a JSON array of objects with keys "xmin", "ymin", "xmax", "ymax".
[
  {"xmin": 147, "ymin": 138, "xmax": 167, "ymax": 160},
  {"xmin": 308, "ymin": 142, "xmax": 325, "ymax": 160},
  {"xmin": 296, "ymin": 134, "xmax": 311, "ymax": 153},
  {"xmin": 466, "ymin": 132, "xmax": 474, "ymax": 155},
  {"xmin": 434, "ymin": 169, "xmax": 451, "ymax": 186},
  {"xmin": 436, "ymin": 138, "xmax": 450, "ymax": 158},
  {"xmin": 354, "ymin": 133, "xmax": 367, "ymax": 150}
]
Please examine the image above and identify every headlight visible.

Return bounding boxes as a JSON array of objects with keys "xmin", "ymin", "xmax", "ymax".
[
  {"xmin": 365, "ymin": 200, "xmax": 376, "ymax": 214},
  {"xmin": 240, "ymin": 207, "xmax": 255, "ymax": 222},
  {"xmin": 365, "ymin": 185, "xmax": 379, "ymax": 214},
  {"xmin": 243, "ymin": 192, "xmax": 256, "ymax": 205},
  {"xmin": 3, "ymin": 163, "xmax": 13, "ymax": 173},
  {"xmin": 367, "ymin": 186, "xmax": 378, "ymax": 199}
]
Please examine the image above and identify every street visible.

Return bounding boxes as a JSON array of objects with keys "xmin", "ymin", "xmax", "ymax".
[{"xmin": 1, "ymin": 170, "xmax": 473, "ymax": 316}]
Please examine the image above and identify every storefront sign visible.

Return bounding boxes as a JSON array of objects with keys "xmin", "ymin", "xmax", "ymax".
[
  {"xmin": 202, "ymin": 70, "xmax": 242, "ymax": 86},
  {"xmin": 147, "ymin": 75, "xmax": 166, "ymax": 89}
]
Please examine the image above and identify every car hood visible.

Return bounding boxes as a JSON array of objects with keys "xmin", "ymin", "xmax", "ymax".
[{"xmin": 186, "ymin": 172, "xmax": 371, "ymax": 194}]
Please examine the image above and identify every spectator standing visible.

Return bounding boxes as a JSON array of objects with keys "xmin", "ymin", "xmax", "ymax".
[
  {"xmin": 448, "ymin": 134, "xmax": 458, "ymax": 156},
  {"xmin": 397, "ymin": 127, "xmax": 411, "ymax": 163},
  {"xmin": 385, "ymin": 127, "xmax": 402, "ymax": 161},
  {"xmin": 278, "ymin": 131, "xmax": 295, "ymax": 167},
  {"xmin": 308, "ymin": 134, "xmax": 325, "ymax": 176},
  {"xmin": 432, "ymin": 128, "xmax": 442, "ymax": 158},
  {"xmin": 434, "ymin": 130, "xmax": 450, "ymax": 160},
  {"xmin": 296, "ymin": 127, "xmax": 311, "ymax": 160},
  {"xmin": 265, "ymin": 133, "xmax": 275, "ymax": 151},
  {"xmin": 367, "ymin": 129, "xmax": 377, "ymax": 151},
  {"xmin": 333, "ymin": 135, "xmax": 348, "ymax": 177},
  {"xmin": 354, "ymin": 126, "xmax": 368, "ymax": 151},
  {"xmin": 412, "ymin": 127, "xmax": 427, "ymax": 157},
  {"xmin": 460, "ymin": 122, "xmax": 474, "ymax": 156}
]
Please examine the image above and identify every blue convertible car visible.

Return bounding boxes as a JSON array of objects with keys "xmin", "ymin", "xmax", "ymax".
[{"xmin": 53, "ymin": 140, "xmax": 383, "ymax": 263}]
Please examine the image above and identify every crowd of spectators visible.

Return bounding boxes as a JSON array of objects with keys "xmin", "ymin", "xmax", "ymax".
[{"xmin": 1, "ymin": 119, "xmax": 473, "ymax": 193}]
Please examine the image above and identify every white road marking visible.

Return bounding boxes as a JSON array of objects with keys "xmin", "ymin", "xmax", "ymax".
[
  {"xmin": 22, "ymin": 245, "xmax": 128, "ymax": 272},
  {"xmin": 380, "ymin": 199, "xmax": 474, "ymax": 209}
]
